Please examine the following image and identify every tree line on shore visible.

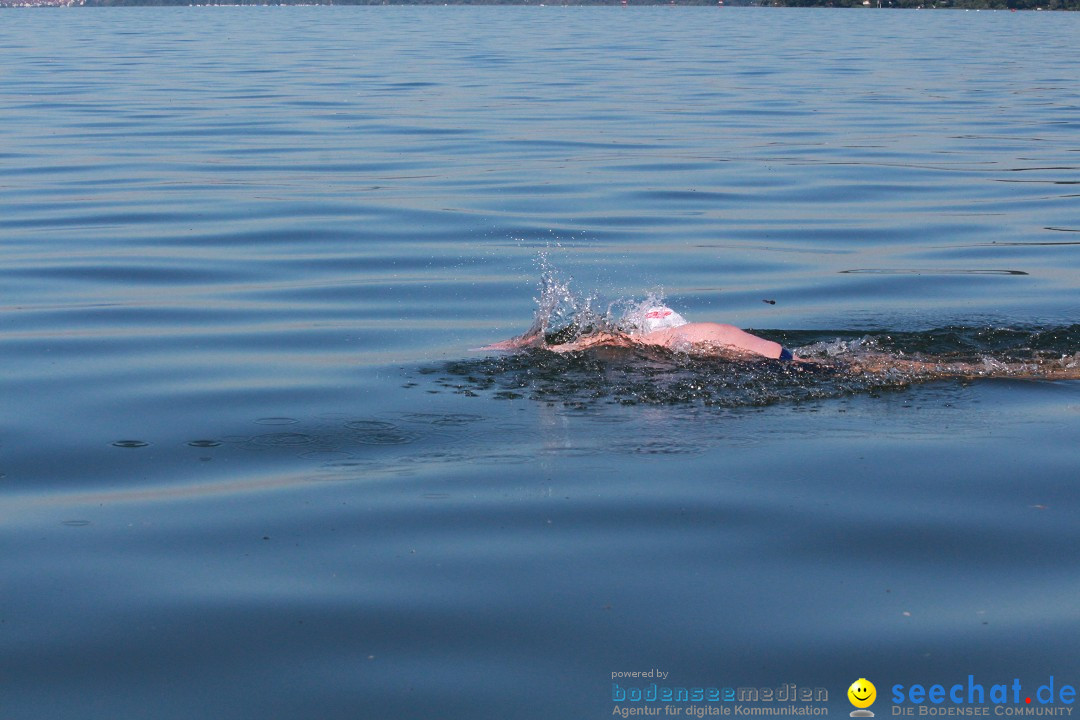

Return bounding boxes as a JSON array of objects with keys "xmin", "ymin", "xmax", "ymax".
[{"xmin": 12, "ymin": 0, "xmax": 1078, "ymax": 9}]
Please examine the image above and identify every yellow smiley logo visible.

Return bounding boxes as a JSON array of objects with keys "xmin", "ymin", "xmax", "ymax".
[{"xmin": 848, "ymin": 678, "xmax": 877, "ymax": 709}]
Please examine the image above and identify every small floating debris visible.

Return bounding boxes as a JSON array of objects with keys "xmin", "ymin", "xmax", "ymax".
[
  {"xmin": 839, "ymin": 268, "xmax": 1028, "ymax": 276},
  {"xmin": 111, "ymin": 440, "xmax": 150, "ymax": 448}
]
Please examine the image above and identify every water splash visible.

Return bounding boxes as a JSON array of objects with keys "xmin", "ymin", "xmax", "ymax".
[
  {"xmin": 522, "ymin": 253, "xmax": 605, "ymax": 344},
  {"xmin": 522, "ymin": 254, "xmax": 677, "ymax": 345}
]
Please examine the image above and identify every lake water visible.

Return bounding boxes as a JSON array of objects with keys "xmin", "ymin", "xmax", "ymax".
[{"xmin": 2, "ymin": 6, "xmax": 1079, "ymax": 719}]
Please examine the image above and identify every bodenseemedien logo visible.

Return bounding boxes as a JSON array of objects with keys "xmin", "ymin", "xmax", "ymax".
[{"xmin": 849, "ymin": 678, "xmax": 877, "ymax": 717}]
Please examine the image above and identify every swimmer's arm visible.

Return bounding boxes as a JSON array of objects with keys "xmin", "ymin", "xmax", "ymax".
[
  {"xmin": 646, "ymin": 323, "xmax": 800, "ymax": 361},
  {"xmin": 477, "ymin": 331, "xmax": 629, "ymax": 353},
  {"xmin": 724, "ymin": 326, "xmax": 786, "ymax": 360},
  {"xmin": 477, "ymin": 335, "xmax": 540, "ymax": 351},
  {"xmin": 545, "ymin": 332, "xmax": 631, "ymax": 353},
  {"xmin": 476, "ymin": 323, "xmax": 548, "ymax": 351}
]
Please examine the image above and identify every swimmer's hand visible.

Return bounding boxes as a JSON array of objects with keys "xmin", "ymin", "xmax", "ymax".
[{"xmin": 474, "ymin": 333, "xmax": 546, "ymax": 352}]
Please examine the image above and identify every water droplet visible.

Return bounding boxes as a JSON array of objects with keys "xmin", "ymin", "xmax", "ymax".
[
  {"xmin": 249, "ymin": 432, "xmax": 315, "ymax": 447},
  {"xmin": 345, "ymin": 420, "xmax": 418, "ymax": 445}
]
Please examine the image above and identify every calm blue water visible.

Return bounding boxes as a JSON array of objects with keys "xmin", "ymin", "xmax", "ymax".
[{"xmin": 2, "ymin": 7, "xmax": 1079, "ymax": 719}]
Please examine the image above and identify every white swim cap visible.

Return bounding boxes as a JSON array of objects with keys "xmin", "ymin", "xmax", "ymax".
[{"xmin": 641, "ymin": 306, "xmax": 688, "ymax": 333}]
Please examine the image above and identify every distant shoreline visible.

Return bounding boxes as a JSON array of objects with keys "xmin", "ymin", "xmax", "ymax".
[{"xmin": 4, "ymin": 0, "xmax": 1078, "ymax": 8}]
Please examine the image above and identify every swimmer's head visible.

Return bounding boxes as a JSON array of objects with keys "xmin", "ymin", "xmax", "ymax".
[{"xmin": 640, "ymin": 306, "xmax": 688, "ymax": 333}]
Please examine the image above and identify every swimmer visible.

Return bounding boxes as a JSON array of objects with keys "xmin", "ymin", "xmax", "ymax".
[
  {"xmin": 482, "ymin": 306, "xmax": 1080, "ymax": 382},
  {"xmin": 483, "ymin": 305, "xmax": 801, "ymax": 361}
]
